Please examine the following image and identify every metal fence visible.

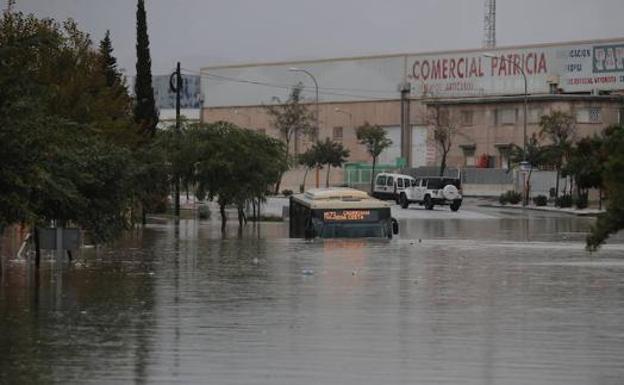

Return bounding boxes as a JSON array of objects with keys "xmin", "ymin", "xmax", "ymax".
[{"xmin": 400, "ymin": 167, "xmax": 514, "ymax": 185}]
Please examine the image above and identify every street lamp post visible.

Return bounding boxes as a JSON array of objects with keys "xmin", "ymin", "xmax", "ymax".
[
  {"xmin": 289, "ymin": 67, "xmax": 320, "ymax": 187},
  {"xmin": 484, "ymin": 53, "xmax": 529, "ymax": 206}
]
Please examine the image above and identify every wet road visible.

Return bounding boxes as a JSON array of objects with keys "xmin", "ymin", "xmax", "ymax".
[{"xmin": 1, "ymin": 203, "xmax": 624, "ymax": 384}]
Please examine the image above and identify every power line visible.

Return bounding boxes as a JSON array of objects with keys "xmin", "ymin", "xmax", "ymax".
[{"xmin": 180, "ymin": 67, "xmax": 399, "ymax": 101}]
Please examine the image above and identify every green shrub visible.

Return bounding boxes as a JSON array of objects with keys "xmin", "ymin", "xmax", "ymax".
[
  {"xmin": 281, "ymin": 189, "xmax": 294, "ymax": 197},
  {"xmin": 533, "ymin": 195, "xmax": 548, "ymax": 206},
  {"xmin": 500, "ymin": 190, "xmax": 522, "ymax": 205},
  {"xmin": 198, "ymin": 204, "xmax": 211, "ymax": 219},
  {"xmin": 575, "ymin": 193, "xmax": 588, "ymax": 209},
  {"xmin": 556, "ymin": 194, "xmax": 573, "ymax": 208}
]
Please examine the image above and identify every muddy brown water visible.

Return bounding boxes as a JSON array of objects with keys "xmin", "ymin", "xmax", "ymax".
[{"xmin": 1, "ymin": 208, "xmax": 624, "ymax": 384}]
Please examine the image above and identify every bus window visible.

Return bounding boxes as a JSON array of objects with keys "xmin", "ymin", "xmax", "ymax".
[
  {"xmin": 386, "ymin": 176, "xmax": 394, "ymax": 187},
  {"xmin": 376, "ymin": 175, "xmax": 387, "ymax": 186},
  {"xmin": 397, "ymin": 178, "xmax": 404, "ymax": 188}
]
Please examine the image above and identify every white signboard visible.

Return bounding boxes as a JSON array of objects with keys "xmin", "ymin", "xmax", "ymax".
[
  {"xmin": 153, "ymin": 74, "xmax": 202, "ymax": 109},
  {"xmin": 407, "ymin": 40, "xmax": 624, "ymax": 97}
]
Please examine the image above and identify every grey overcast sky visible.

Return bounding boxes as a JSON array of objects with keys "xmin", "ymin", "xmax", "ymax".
[{"xmin": 12, "ymin": 0, "xmax": 624, "ymax": 75}]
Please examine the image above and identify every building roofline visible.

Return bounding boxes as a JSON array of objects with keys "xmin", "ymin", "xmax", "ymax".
[
  {"xmin": 201, "ymin": 37, "xmax": 624, "ymax": 71},
  {"xmin": 423, "ymin": 93, "xmax": 624, "ymax": 105}
]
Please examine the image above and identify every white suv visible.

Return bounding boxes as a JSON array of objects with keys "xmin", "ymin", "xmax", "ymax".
[
  {"xmin": 372, "ymin": 173, "xmax": 416, "ymax": 203},
  {"xmin": 399, "ymin": 177, "xmax": 463, "ymax": 211}
]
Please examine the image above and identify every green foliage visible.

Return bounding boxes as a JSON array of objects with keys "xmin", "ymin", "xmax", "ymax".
[
  {"xmin": 198, "ymin": 204, "xmax": 211, "ymax": 220},
  {"xmin": 509, "ymin": 133, "xmax": 548, "ymax": 204},
  {"xmin": 499, "ymin": 190, "xmax": 522, "ymax": 205},
  {"xmin": 265, "ymin": 83, "xmax": 315, "ymax": 192},
  {"xmin": 356, "ymin": 122, "xmax": 392, "ymax": 192},
  {"xmin": 539, "ymin": 111, "xmax": 576, "ymax": 199},
  {"xmin": 133, "ymin": 0, "xmax": 158, "ymax": 137},
  {"xmin": 587, "ymin": 125, "xmax": 624, "ymax": 251},
  {"xmin": 99, "ymin": 30, "xmax": 122, "ymax": 88},
  {"xmin": 509, "ymin": 133, "xmax": 547, "ymax": 169},
  {"xmin": 297, "ymin": 146, "xmax": 321, "ymax": 191},
  {"xmin": 187, "ymin": 122, "xmax": 288, "ymax": 227},
  {"xmin": 563, "ymin": 135, "xmax": 605, "ymax": 195},
  {"xmin": 533, "ymin": 195, "xmax": 548, "ymax": 206},
  {"xmin": 311, "ymin": 138, "xmax": 350, "ymax": 187},
  {"xmin": 266, "ymin": 84, "xmax": 315, "ymax": 150},
  {"xmin": 0, "ymin": 11, "xmax": 160, "ymax": 241},
  {"xmin": 575, "ymin": 193, "xmax": 588, "ymax": 209},
  {"xmin": 555, "ymin": 194, "xmax": 573, "ymax": 208}
]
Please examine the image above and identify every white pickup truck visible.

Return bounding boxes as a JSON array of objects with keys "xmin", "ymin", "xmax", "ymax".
[{"xmin": 398, "ymin": 176, "xmax": 463, "ymax": 211}]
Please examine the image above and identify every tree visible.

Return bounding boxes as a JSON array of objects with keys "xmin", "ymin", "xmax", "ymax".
[
  {"xmin": 312, "ymin": 138, "xmax": 350, "ymax": 187},
  {"xmin": 356, "ymin": 122, "xmax": 392, "ymax": 193},
  {"xmin": 192, "ymin": 122, "xmax": 288, "ymax": 230},
  {"xmin": 562, "ymin": 135, "xmax": 605, "ymax": 205},
  {"xmin": 298, "ymin": 147, "xmax": 320, "ymax": 192},
  {"xmin": 539, "ymin": 111, "xmax": 576, "ymax": 201},
  {"xmin": 0, "ymin": 11, "xmax": 156, "ymax": 242},
  {"xmin": 428, "ymin": 106, "xmax": 457, "ymax": 176},
  {"xmin": 265, "ymin": 83, "xmax": 315, "ymax": 193},
  {"xmin": 99, "ymin": 30, "xmax": 122, "ymax": 88},
  {"xmin": 134, "ymin": 0, "xmax": 158, "ymax": 137},
  {"xmin": 509, "ymin": 133, "xmax": 548, "ymax": 204},
  {"xmin": 587, "ymin": 125, "xmax": 624, "ymax": 251}
]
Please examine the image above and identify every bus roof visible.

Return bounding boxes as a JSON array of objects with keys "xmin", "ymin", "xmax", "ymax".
[{"xmin": 291, "ymin": 188, "xmax": 390, "ymax": 210}]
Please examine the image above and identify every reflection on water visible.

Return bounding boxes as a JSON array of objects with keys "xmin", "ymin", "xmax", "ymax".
[{"xmin": 1, "ymin": 212, "xmax": 624, "ymax": 385}]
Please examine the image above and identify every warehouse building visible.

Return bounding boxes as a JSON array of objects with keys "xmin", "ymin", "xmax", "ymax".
[{"xmin": 200, "ymin": 38, "xmax": 624, "ymax": 191}]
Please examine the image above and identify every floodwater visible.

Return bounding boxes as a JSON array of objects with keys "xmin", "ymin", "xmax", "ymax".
[{"xmin": 1, "ymin": 204, "xmax": 624, "ymax": 385}]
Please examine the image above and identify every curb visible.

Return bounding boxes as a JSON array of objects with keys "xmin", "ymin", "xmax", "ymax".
[{"xmin": 478, "ymin": 204, "xmax": 604, "ymax": 217}]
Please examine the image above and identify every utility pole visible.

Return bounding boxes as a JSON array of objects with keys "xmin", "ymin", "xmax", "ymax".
[
  {"xmin": 170, "ymin": 62, "xmax": 182, "ymax": 217},
  {"xmin": 399, "ymin": 82, "xmax": 411, "ymax": 169}
]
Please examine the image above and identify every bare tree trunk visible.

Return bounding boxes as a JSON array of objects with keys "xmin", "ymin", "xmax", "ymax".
[
  {"xmin": 301, "ymin": 167, "xmax": 309, "ymax": 192},
  {"xmin": 554, "ymin": 167, "xmax": 561, "ymax": 205},
  {"xmin": 34, "ymin": 227, "xmax": 41, "ymax": 269},
  {"xmin": 526, "ymin": 169, "xmax": 533, "ymax": 206},
  {"xmin": 274, "ymin": 173, "xmax": 283, "ymax": 195},
  {"xmin": 237, "ymin": 206, "xmax": 246, "ymax": 228},
  {"xmin": 599, "ymin": 187, "xmax": 603, "ymax": 210},
  {"xmin": 370, "ymin": 157, "xmax": 377, "ymax": 194},
  {"xmin": 220, "ymin": 203, "xmax": 227, "ymax": 232},
  {"xmin": 325, "ymin": 165, "xmax": 331, "ymax": 188},
  {"xmin": 439, "ymin": 151, "xmax": 448, "ymax": 177}
]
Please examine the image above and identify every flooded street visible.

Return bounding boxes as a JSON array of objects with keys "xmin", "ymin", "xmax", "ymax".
[{"xmin": 2, "ymin": 203, "xmax": 624, "ymax": 384}]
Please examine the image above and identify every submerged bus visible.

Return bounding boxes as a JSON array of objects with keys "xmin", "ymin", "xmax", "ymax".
[{"xmin": 289, "ymin": 188, "xmax": 399, "ymax": 239}]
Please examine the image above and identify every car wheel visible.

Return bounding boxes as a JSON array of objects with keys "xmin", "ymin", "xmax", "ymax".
[
  {"xmin": 400, "ymin": 193, "xmax": 409, "ymax": 209},
  {"xmin": 424, "ymin": 195, "xmax": 434, "ymax": 210},
  {"xmin": 450, "ymin": 201, "xmax": 461, "ymax": 212}
]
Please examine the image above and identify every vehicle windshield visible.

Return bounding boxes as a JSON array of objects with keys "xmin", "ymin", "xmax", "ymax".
[
  {"xmin": 427, "ymin": 178, "xmax": 461, "ymax": 189},
  {"xmin": 319, "ymin": 222, "xmax": 388, "ymax": 239}
]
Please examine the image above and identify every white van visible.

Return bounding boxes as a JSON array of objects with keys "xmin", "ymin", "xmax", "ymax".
[{"xmin": 372, "ymin": 173, "xmax": 416, "ymax": 202}]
